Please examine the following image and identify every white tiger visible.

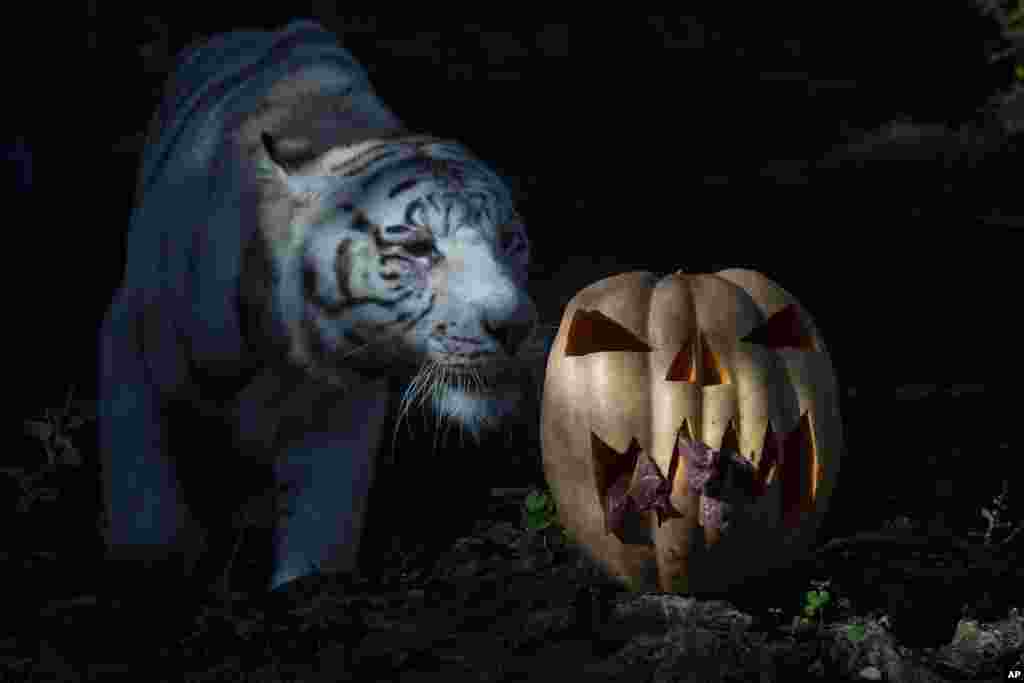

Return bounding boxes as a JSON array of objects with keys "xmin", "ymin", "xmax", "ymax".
[{"xmin": 99, "ymin": 20, "xmax": 538, "ymax": 594}]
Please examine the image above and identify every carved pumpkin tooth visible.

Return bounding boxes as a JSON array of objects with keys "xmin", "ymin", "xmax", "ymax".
[
  {"xmin": 780, "ymin": 413, "xmax": 816, "ymax": 528},
  {"xmin": 590, "ymin": 433, "xmax": 641, "ymax": 540},
  {"xmin": 677, "ymin": 418, "xmax": 695, "ymax": 443},
  {"xmin": 719, "ymin": 420, "xmax": 741, "ymax": 456}
]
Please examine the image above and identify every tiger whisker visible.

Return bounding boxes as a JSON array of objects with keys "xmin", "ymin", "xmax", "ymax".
[{"xmin": 338, "ymin": 333, "xmax": 397, "ymax": 361}]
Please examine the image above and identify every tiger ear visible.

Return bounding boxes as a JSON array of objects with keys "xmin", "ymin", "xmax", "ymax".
[
  {"xmin": 261, "ymin": 132, "xmax": 293, "ymax": 173},
  {"xmin": 259, "ymin": 132, "xmax": 333, "ymax": 203}
]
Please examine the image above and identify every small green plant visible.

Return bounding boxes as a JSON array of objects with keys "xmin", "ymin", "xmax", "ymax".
[
  {"xmin": 845, "ymin": 622, "xmax": 867, "ymax": 643},
  {"xmin": 795, "ymin": 579, "xmax": 832, "ymax": 629},
  {"xmin": 6, "ymin": 387, "xmax": 95, "ymax": 513},
  {"xmin": 22, "ymin": 385, "xmax": 94, "ymax": 467},
  {"xmin": 975, "ymin": 0, "xmax": 1024, "ymax": 132},
  {"xmin": 1010, "ymin": 0, "xmax": 1024, "ymax": 30},
  {"xmin": 523, "ymin": 487, "xmax": 560, "ymax": 532},
  {"xmin": 969, "ymin": 479, "xmax": 1023, "ymax": 547}
]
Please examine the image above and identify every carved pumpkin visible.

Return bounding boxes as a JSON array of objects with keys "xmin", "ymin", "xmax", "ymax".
[{"xmin": 541, "ymin": 269, "xmax": 842, "ymax": 594}]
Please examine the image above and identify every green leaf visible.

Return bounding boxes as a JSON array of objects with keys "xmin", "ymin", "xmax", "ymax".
[
  {"xmin": 1009, "ymin": 5, "xmax": 1024, "ymax": 28},
  {"xmin": 525, "ymin": 490, "xmax": 547, "ymax": 511},
  {"xmin": 523, "ymin": 488, "xmax": 563, "ymax": 534},
  {"xmin": 846, "ymin": 623, "xmax": 867, "ymax": 642},
  {"xmin": 526, "ymin": 511, "xmax": 553, "ymax": 530},
  {"xmin": 803, "ymin": 589, "xmax": 830, "ymax": 616}
]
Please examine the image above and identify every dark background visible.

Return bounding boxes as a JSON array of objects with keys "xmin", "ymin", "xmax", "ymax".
[
  {"xmin": 23, "ymin": 7, "xmax": 1019, "ymax": 412},
  {"xmin": 11, "ymin": 9, "xmax": 1022, "ymax": 555},
  {"xmin": 4, "ymin": 14, "xmax": 1022, "ymax": 674}
]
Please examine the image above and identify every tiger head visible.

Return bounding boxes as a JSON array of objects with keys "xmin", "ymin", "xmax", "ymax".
[{"xmin": 250, "ymin": 132, "xmax": 540, "ymax": 439}]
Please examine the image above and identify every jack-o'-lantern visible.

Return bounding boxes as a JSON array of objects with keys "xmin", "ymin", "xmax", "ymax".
[{"xmin": 541, "ymin": 269, "xmax": 842, "ymax": 594}]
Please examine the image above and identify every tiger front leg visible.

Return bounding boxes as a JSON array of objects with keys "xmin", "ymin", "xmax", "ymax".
[
  {"xmin": 267, "ymin": 376, "xmax": 391, "ymax": 591},
  {"xmin": 98, "ymin": 302, "xmax": 206, "ymax": 593}
]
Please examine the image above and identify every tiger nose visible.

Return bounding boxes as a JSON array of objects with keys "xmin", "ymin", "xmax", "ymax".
[{"xmin": 483, "ymin": 304, "xmax": 537, "ymax": 357}]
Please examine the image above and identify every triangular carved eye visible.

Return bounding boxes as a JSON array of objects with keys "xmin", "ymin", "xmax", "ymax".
[
  {"xmin": 565, "ymin": 309, "xmax": 653, "ymax": 356},
  {"xmin": 665, "ymin": 332, "xmax": 731, "ymax": 385},
  {"xmin": 740, "ymin": 303, "xmax": 816, "ymax": 351}
]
